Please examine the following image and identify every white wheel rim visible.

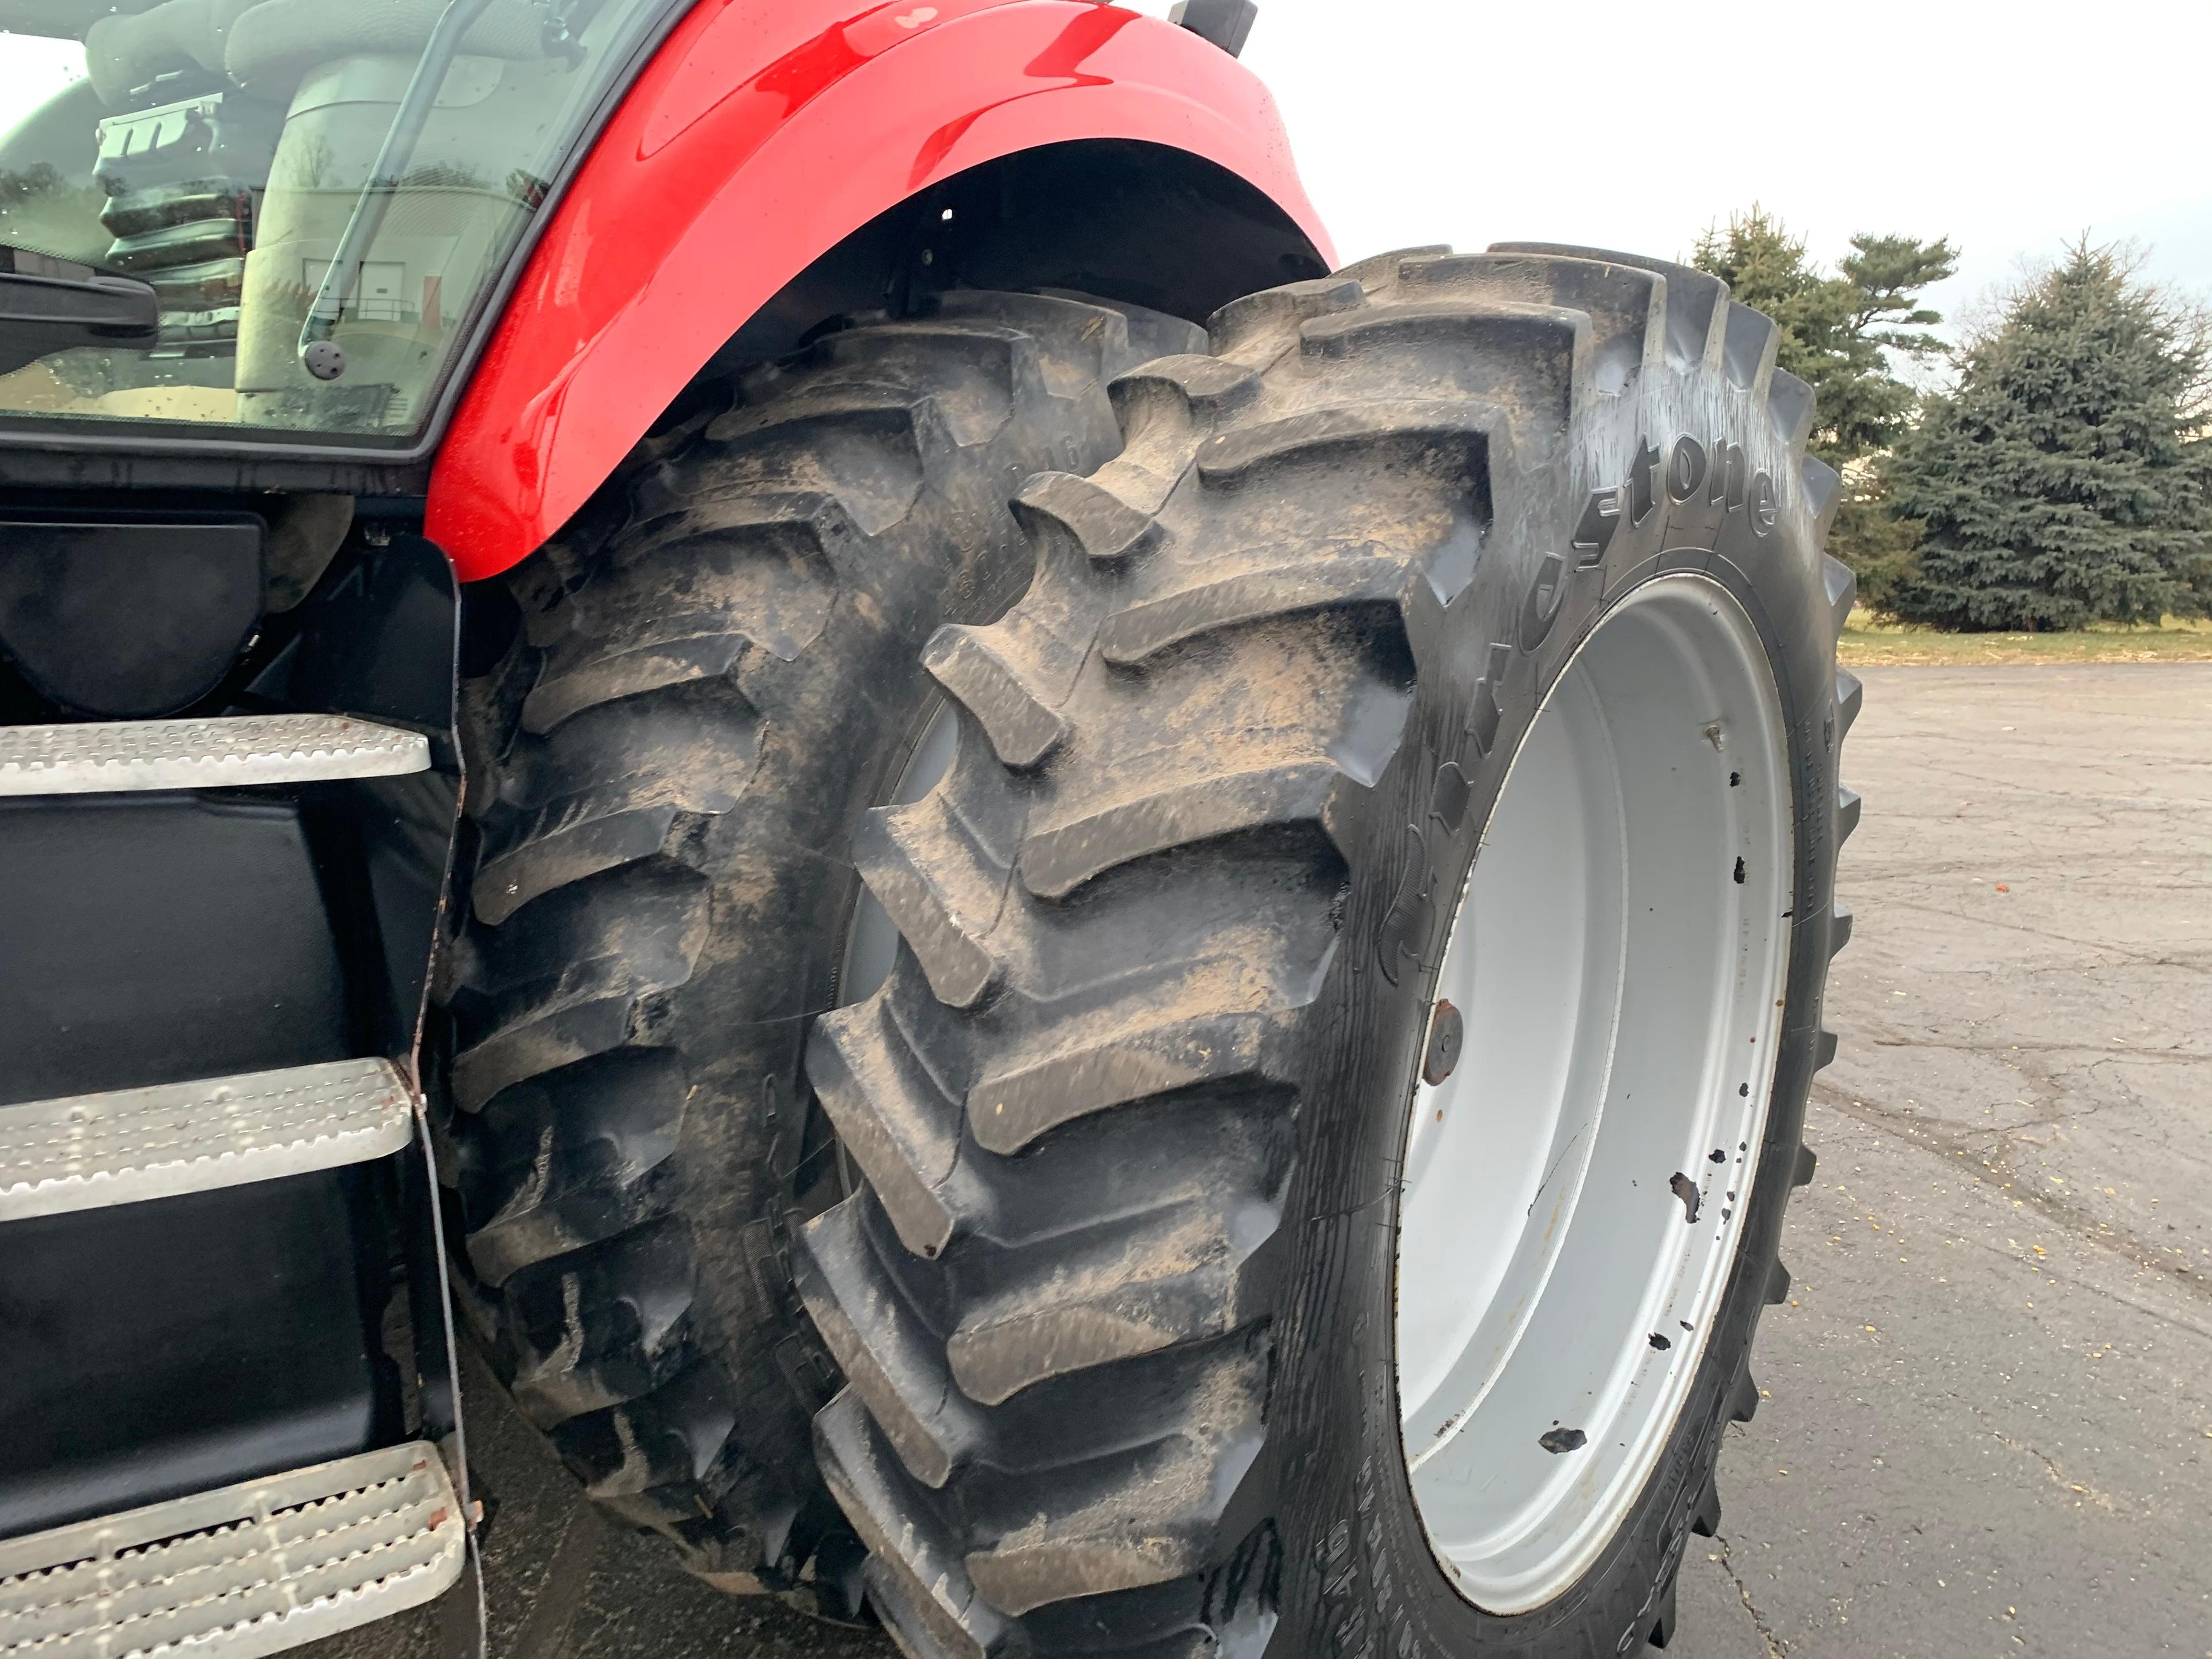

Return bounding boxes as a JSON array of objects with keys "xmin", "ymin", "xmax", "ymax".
[{"xmin": 1395, "ymin": 575, "xmax": 1794, "ymax": 1614}]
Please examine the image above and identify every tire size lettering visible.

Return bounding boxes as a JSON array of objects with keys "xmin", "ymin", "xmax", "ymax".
[
  {"xmin": 1367, "ymin": 426, "xmax": 1772, "ymax": 988},
  {"xmin": 1667, "ymin": 435, "xmax": 1706, "ymax": 502}
]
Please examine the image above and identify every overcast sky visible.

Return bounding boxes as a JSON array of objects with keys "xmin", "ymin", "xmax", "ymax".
[
  {"xmin": 0, "ymin": 34, "xmax": 79, "ymax": 111},
  {"xmin": 1161, "ymin": 0, "xmax": 2212, "ymax": 334},
  {"xmin": 7, "ymin": 0, "xmax": 2207, "ymax": 334}
]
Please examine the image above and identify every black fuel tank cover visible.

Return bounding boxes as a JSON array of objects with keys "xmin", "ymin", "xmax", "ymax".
[
  {"xmin": 1171, "ymin": 0, "xmax": 1259, "ymax": 57},
  {"xmin": 0, "ymin": 514, "xmax": 263, "ymax": 718}
]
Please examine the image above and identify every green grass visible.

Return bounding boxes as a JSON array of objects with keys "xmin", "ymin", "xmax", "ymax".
[{"xmin": 1839, "ymin": 610, "xmax": 2212, "ymax": 665}]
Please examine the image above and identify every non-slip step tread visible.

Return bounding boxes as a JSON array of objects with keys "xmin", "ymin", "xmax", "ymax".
[
  {"xmin": 0, "ymin": 1059, "xmax": 414, "ymax": 1222},
  {"xmin": 0, "ymin": 715, "xmax": 429, "ymax": 797},
  {"xmin": 0, "ymin": 1442, "xmax": 464, "ymax": 1659}
]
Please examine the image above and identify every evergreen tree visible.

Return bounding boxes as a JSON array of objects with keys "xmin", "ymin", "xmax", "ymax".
[
  {"xmin": 1889, "ymin": 244, "xmax": 2211, "ymax": 630},
  {"xmin": 1694, "ymin": 211, "xmax": 1956, "ymax": 609}
]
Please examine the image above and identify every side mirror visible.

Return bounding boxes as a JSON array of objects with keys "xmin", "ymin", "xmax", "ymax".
[{"xmin": 0, "ymin": 248, "xmax": 160, "ymax": 377}]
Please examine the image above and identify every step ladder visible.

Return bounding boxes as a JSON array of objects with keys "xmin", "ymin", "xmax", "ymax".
[
  {"xmin": 1, "ymin": 715, "xmax": 428, "ymax": 1221},
  {"xmin": 1, "ymin": 714, "xmax": 459, "ymax": 1656},
  {"xmin": 0, "ymin": 714, "xmax": 430, "ymax": 797},
  {"xmin": 0, "ymin": 1058, "xmax": 415, "ymax": 1222},
  {"xmin": 0, "ymin": 1444, "xmax": 466, "ymax": 1659}
]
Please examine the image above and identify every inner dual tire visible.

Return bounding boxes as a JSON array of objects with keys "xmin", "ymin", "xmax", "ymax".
[
  {"xmin": 448, "ymin": 252, "xmax": 1859, "ymax": 1653},
  {"xmin": 441, "ymin": 289, "xmax": 1208, "ymax": 1604}
]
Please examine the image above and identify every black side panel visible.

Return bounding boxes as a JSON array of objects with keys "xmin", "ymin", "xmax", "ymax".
[
  {"xmin": 0, "ymin": 1168, "xmax": 397, "ymax": 1539},
  {"xmin": 307, "ymin": 771, "xmax": 464, "ymax": 1062},
  {"xmin": 268, "ymin": 531, "xmax": 461, "ymax": 733},
  {"xmin": 267, "ymin": 532, "xmax": 465, "ymax": 1059},
  {"xmin": 0, "ymin": 792, "xmax": 350, "ymax": 1108},
  {"xmin": 0, "ymin": 513, "xmax": 263, "ymax": 718}
]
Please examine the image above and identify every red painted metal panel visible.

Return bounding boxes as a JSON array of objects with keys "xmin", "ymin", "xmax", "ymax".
[{"xmin": 426, "ymin": 0, "xmax": 1329, "ymax": 581}]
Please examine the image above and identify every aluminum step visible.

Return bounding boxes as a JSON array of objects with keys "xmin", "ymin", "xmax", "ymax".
[
  {"xmin": 0, "ymin": 714, "xmax": 429, "ymax": 797},
  {"xmin": 0, "ymin": 1059, "xmax": 414, "ymax": 1223},
  {"xmin": 0, "ymin": 1443, "xmax": 465, "ymax": 1659}
]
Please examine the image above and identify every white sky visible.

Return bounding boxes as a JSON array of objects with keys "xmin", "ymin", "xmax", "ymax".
[
  {"xmin": 9, "ymin": 0, "xmax": 2209, "ymax": 331},
  {"xmin": 0, "ymin": 35, "xmax": 83, "ymax": 105},
  {"xmin": 1140, "ymin": 0, "xmax": 2212, "ymax": 333}
]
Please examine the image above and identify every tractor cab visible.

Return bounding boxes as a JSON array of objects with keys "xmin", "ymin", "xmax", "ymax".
[{"xmin": 1, "ymin": 0, "xmax": 674, "ymax": 437}]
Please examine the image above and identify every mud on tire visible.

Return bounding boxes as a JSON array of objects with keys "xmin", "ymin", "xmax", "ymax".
[
  {"xmin": 797, "ymin": 247, "xmax": 1860, "ymax": 1654},
  {"xmin": 435, "ymin": 290, "xmax": 1206, "ymax": 1600}
]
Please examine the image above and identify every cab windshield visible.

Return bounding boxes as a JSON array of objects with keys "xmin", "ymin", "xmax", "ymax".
[{"xmin": 0, "ymin": 0, "xmax": 673, "ymax": 441}]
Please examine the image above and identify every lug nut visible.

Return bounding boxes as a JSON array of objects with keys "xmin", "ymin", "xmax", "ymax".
[{"xmin": 1423, "ymin": 998, "xmax": 1463, "ymax": 1086}]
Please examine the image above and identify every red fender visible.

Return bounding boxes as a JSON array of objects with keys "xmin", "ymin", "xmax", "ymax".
[{"xmin": 425, "ymin": 0, "xmax": 1330, "ymax": 581}]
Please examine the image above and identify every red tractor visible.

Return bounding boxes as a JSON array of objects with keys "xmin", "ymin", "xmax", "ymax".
[{"xmin": 0, "ymin": 3, "xmax": 1857, "ymax": 1654}]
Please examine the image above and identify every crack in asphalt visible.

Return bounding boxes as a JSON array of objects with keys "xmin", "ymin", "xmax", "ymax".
[
  {"xmin": 1951, "ymin": 1235, "xmax": 2212, "ymax": 1344},
  {"xmin": 1824, "ymin": 1032, "xmax": 2093, "ymax": 1132},
  {"xmin": 1944, "ymin": 1391, "xmax": 2135, "ymax": 1517},
  {"xmin": 1714, "ymin": 1534, "xmax": 1789, "ymax": 1657},
  {"xmin": 1870, "ymin": 899, "xmax": 2212, "ymax": 976},
  {"xmin": 1860, "ymin": 1037, "xmax": 2211, "ymax": 1063},
  {"xmin": 1812, "ymin": 1082, "xmax": 2212, "ymax": 1311}
]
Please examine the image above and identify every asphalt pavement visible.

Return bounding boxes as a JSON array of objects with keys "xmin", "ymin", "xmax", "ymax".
[
  {"xmin": 1674, "ymin": 663, "xmax": 2212, "ymax": 1658},
  {"xmin": 317, "ymin": 662, "xmax": 2212, "ymax": 1659}
]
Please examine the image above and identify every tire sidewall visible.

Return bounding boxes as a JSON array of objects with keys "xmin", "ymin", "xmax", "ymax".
[{"xmin": 1274, "ymin": 393, "xmax": 1839, "ymax": 1657}]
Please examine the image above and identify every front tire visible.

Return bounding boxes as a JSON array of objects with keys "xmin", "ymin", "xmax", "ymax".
[{"xmin": 797, "ymin": 246, "xmax": 1860, "ymax": 1655}]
